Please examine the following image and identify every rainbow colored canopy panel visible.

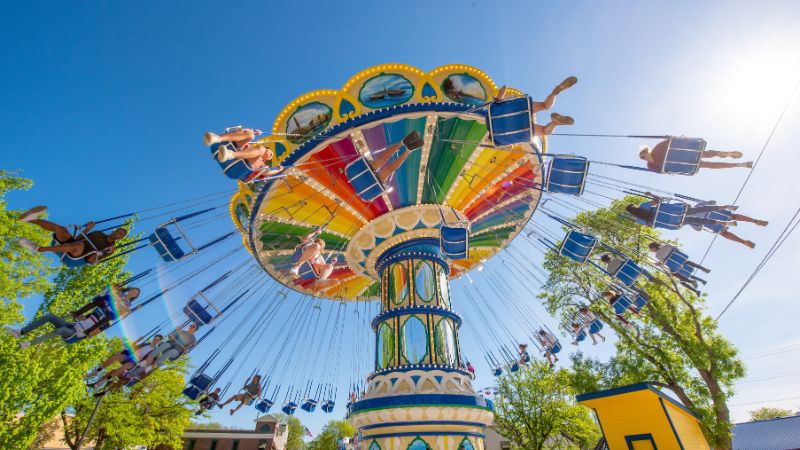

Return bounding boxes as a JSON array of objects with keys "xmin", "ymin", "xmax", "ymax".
[{"xmin": 233, "ymin": 64, "xmax": 546, "ymax": 301}]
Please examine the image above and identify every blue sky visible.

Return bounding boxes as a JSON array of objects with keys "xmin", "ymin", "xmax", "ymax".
[{"xmin": 2, "ymin": 0, "xmax": 800, "ymax": 435}]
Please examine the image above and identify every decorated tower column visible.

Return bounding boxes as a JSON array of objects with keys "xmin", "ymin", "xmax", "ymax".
[{"xmin": 348, "ymin": 238, "xmax": 493, "ymax": 450}]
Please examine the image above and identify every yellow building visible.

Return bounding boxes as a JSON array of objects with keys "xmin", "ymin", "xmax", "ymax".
[{"xmin": 576, "ymin": 383, "xmax": 710, "ymax": 450}]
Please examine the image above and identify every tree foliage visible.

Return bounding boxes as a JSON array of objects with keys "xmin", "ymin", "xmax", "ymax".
[
  {"xmin": 61, "ymin": 358, "xmax": 193, "ymax": 450},
  {"xmin": 285, "ymin": 415, "xmax": 307, "ymax": 450},
  {"xmin": 538, "ymin": 197, "xmax": 745, "ymax": 448},
  {"xmin": 307, "ymin": 419, "xmax": 354, "ymax": 450},
  {"xmin": 749, "ymin": 407, "xmax": 793, "ymax": 421},
  {"xmin": 492, "ymin": 361, "xmax": 600, "ymax": 450},
  {"xmin": 0, "ymin": 170, "xmax": 191, "ymax": 448}
]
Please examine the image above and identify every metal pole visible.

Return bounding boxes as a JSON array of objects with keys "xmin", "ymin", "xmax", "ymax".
[{"xmin": 76, "ymin": 393, "xmax": 104, "ymax": 449}]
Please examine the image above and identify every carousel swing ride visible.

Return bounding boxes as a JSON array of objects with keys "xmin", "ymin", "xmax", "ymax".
[{"xmin": 12, "ymin": 63, "xmax": 765, "ymax": 450}]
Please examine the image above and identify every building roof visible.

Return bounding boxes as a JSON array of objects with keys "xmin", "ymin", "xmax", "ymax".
[
  {"xmin": 575, "ymin": 382, "xmax": 700, "ymax": 420},
  {"xmin": 732, "ymin": 415, "xmax": 800, "ymax": 450}
]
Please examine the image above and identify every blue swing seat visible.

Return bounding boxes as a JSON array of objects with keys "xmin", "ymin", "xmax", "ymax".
[
  {"xmin": 487, "ymin": 96, "xmax": 534, "ymax": 146},
  {"xmin": 493, "ymin": 367, "xmax": 503, "ymax": 377},
  {"xmin": 549, "ymin": 342, "xmax": 562, "ymax": 354},
  {"xmin": 150, "ymin": 222, "xmax": 192, "ymax": 262},
  {"xmin": 510, "ymin": 362, "xmax": 520, "ymax": 373},
  {"xmin": 209, "ymin": 126, "xmax": 271, "ymax": 183},
  {"xmin": 632, "ymin": 291, "xmax": 649, "ymax": 312},
  {"xmin": 301, "ymin": 399, "xmax": 318, "ymax": 413},
  {"xmin": 559, "ymin": 230, "xmax": 597, "ymax": 263},
  {"xmin": 643, "ymin": 201, "xmax": 688, "ymax": 230},
  {"xmin": 345, "ymin": 156, "xmax": 386, "ymax": 202},
  {"xmin": 546, "ymin": 155, "xmax": 589, "ymax": 195},
  {"xmin": 183, "ymin": 385, "xmax": 204, "ymax": 400},
  {"xmin": 612, "ymin": 259, "xmax": 645, "ymax": 286},
  {"xmin": 611, "ymin": 295, "xmax": 633, "ymax": 315},
  {"xmin": 321, "ymin": 400, "xmax": 335, "ymax": 413},
  {"xmin": 255, "ymin": 399, "xmax": 274, "ymax": 413},
  {"xmin": 700, "ymin": 209, "xmax": 733, "ymax": 234},
  {"xmin": 440, "ymin": 225, "xmax": 469, "ymax": 259},
  {"xmin": 574, "ymin": 329, "xmax": 587, "ymax": 343},
  {"xmin": 663, "ymin": 248, "xmax": 698, "ymax": 279},
  {"xmin": 62, "ymin": 334, "xmax": 80, "ymax": 344},
  {"xmin": 588, "ymin": 319, "xmax": 603, "ymax": 334},
  {"xmin": 660, "ymin": 137, "xmax": 705, "ymax": 175},
  {"xmin": 189, "ymin": 373, "xmax": 214, "ymax": 391},
  {"xmin": 184, "ymin": 294, "xmax": 220, "ymax": 326},
  {"xmin": 282, "ymin": 401, "xmax": 298, "ymax": 415}
]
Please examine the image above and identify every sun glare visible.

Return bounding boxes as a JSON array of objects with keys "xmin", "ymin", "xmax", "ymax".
[{"xmin": 710, "ymin": 41, "xmax": 800, "ymax": 124}]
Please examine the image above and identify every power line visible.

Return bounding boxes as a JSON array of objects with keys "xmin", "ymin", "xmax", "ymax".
[
  {"xmin": 700, "ymin": 78, "xmax": 800, "ymax": 264},
  {"xmin": 716, "ymin": 205, "xmax": 800, "ymax": 320}
]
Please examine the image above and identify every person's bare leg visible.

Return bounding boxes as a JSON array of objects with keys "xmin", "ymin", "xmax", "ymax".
[
  {"xmin": 100, "ymin": 353, "xmax": 127, "ymax": 369},
  {"xmin": 315, "ymin": 264, "xmax": 334, "ymax": 281},
  {"xmin": 532, "ymin": 76, "xmax": 577, "ymax": 113},
  {"xmin": 28, "ymin": 219, "xmax": 72, "ymax": 242},
  {"xmin": 701, "ymin": 150, "xmax": 742, "ymax": 159},
  {"xmin": 37, "ymin": 241, "xmax": 84, "ymax": 257},
  {"xmin": 371, "ymin": 142, "xmax": 403, "ymax": 169},
  {"xmin": 231, "ymin": 147, "xmax": 265, "ymax": 160},
  {"xmin": 219, "ymin": 129, "xmax": 255, "ymax": 143},
  {"xmin": 219, "ymin": 395, "xmax": 238, "ymax": 407},
  {"xmin": 230, "ymin": 400, "xmax": 246, "ymax": 415},
  {"xmin": 699, "ymin": 161, "xmax": 752, "ymax": 169},
  {"xmin": 376, "ymin": 149, "xmax": 412, "ymax": 185},
  {"xmin": 730, "ymin": 213, "xmax": 768, "ymax": 226},
  {"xmin": 291, "ymin": 244, "xmax": 322, "ymax": 271},
  {"xmin": 720, "ymin": 230, "xmax": 755, "ymax": 249}
]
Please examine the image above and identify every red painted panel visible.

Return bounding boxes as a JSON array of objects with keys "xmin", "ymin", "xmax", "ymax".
[
  {"xmin": 464, "ymin": 165, "xmax": 536, "ymax": 220},
  {"xmin": 302, "ymin": 138, "xmax": 389, "ymax": 219}
]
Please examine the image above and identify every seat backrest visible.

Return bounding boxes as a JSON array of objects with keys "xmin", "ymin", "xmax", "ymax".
[
  {"xmin": 190, "ymin": 372, "xmax": 214, "ymax": 391},
  {"xmin": 662, "ymin": 137, "xmax": 705, "ymax": 175},
  {"xmin": 615, "ymin": 259, "xmax": 643, "ymax": 286},
  {"xmin": 184, "ymin": 299, "xmax": 214, "ymax": 325},
  {"xmin": 183, "ymin": 385, "xmax": 203, "ymax": 400},
  {"xmin": 547, "ymin": 155, "xmax": 589, "ymax": 195},
  {"xmin": 653, "ymin": 202, "xmax": 688, "ymax": 230},
  {"xmin": 560, "ymin": 230, "xmax": 597, "ymax": 263},
  {"xmin": 488, "ymin": 96, "xmax": 534, "ymax": 146},
  {"xmin": 345, "ymin": 157, "xmax": 384, "ymax": 202},
  {"xmin": 150, "ymin": 226, "xmax": 186, "ymax": 262},
  {"xmin": 440, "ymin": 225, "xmax": 470, "ymax": 259}
]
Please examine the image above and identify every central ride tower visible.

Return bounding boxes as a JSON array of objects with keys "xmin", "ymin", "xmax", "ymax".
[
  {"xmin": 348, "ymin": 238, "xmax": 492, "ymax": 450},
  {"xmin": 236, "ymin": 64, "xmax": 546, "ymax": 450}
]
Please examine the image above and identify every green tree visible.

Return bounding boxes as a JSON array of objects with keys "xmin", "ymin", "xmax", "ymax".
[
  {"xmin": 61, "ymin": 358, "xmax": 193, "ymax": 449},
  {"xmin": 539, "ymin": 196, "xmax": 745, "ymax": 448},
  {"xmin": 0, "ymin": 170, "xmax": 136, "ymax": 448},
  {"xmin": 492, "ymin": 361, "xmax": 600, "ymax": 450},
  {"xmin": 307, "ymin": 419, "xmax": 355, "ymax": 450},
  {"xmin": 749, "ymin": 407, "xmax": 793, "ymax": 421},
  {"xmin": 285, "ymin": 415, "xmax": 307, "ymax": 450}
]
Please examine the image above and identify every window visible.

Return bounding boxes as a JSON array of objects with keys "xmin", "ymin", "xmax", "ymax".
[
  {"xmin": 401, "ymin": 316, "xmax": 428, "ymax": 364},
  {"xmin": 231, "ymin": 440, "xmax": 240, "ymax": 450},
  {"xmin": 184, "ymin": 440, "xmax": 196, "ymax": 450},
  {"xmin": 389, "ymin": 262, "xmax": 409, "ymax": 305},
  {"xmin": 258, "ymin": 439, "xmax": 269, "ymax": 450},
  {"xmin": 377, "ymin": 322, "xmax": 394, "ymax": 369},
  {"xmin": 259, "ymin": 423, "xmax": 272, "ymax": 432},
  {"xmin": 209, "ymin": 440, "xmax": 218, "ymax": 450},
  {"xmin": 407, "ymin": 436, "xmax": 430, "ymax": 450},
  {"xmin": 434, "ymin": 319, "xmax": 456, "ymax": 365},
  {"xmin": 437, "ymin": 265, "xmax": 450, "ymax": 308},
  {"xmin": 414, "ymin": 260, "xmax": 435, "ymax": 303}
]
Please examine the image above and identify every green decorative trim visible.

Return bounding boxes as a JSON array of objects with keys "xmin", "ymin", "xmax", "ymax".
[{"xmin": 369, "ymin": 440, "xmax": 381, "ymax": 450}]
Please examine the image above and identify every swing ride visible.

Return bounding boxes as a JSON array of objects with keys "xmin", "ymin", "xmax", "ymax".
[{"xmin": 10, "ymin": 62, "xmax": 770, "ymax": 450}]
